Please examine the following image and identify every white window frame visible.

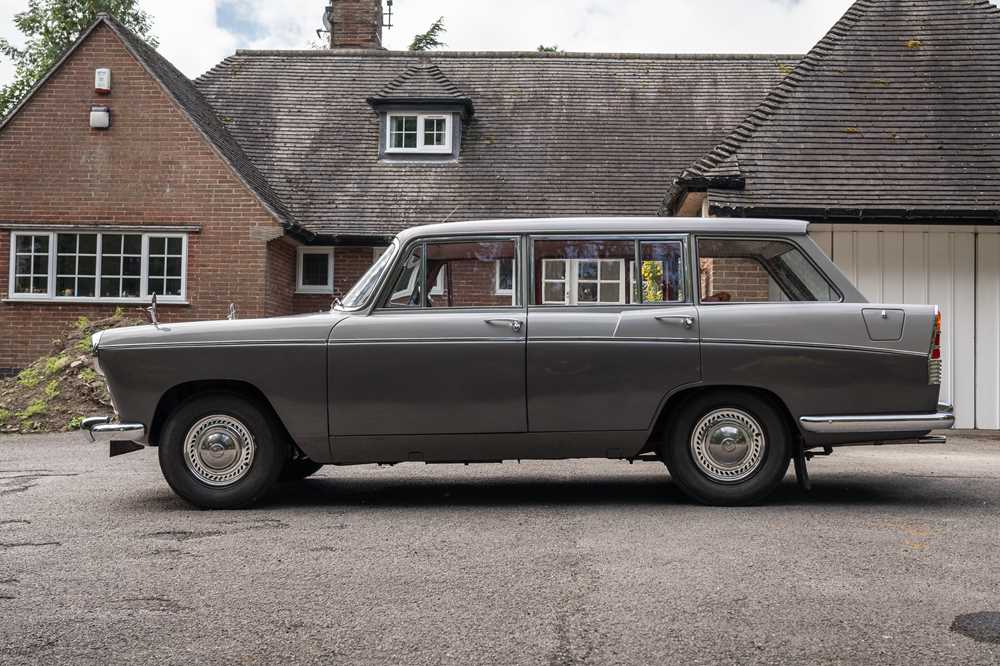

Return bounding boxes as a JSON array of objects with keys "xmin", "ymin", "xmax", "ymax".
[
  {"xmin": 296, "ymin": 247, "xmax": 335, "ymax": 294},
  {"xmin": 8, "ymin": 230, "xmax": 188, "ymax": 303},
  {"xmin": 385, "ymin": 112, "xmax": 453, "ymax": 154},
  {"xmin": 495, "ymin": 258, "xmax": 515, "ymax": 299},
  {"xmin": 541, "ymin": 258, "xmax": 627, "ymax": 306}
]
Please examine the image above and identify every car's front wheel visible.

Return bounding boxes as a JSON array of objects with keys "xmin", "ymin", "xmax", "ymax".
[
  {"xmin": 159, "ymin": 393, "xmax": 288, "ymax": 509},
  {"xmin": 660, "ymin": 391, "xmax": 791, "ymax": 506}
]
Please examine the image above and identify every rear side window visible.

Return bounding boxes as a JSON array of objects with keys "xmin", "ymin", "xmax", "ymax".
[
  {"xmin": 697, "ymin": 238, "xmax": 839, "ymax": 303},
  {"xmin": 532, "ymin": 238, "xmax": 685, "ymax": 305}
]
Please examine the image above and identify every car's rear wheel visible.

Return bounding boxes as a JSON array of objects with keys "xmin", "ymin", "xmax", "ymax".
[
  {"xmin": 660, "ymin": 391, "xmax": 791, "ymax": 506},
  {"xmin": 159, "ymin": 393, "xmax": 288, "ymax": 509},
  {"xmin": 280, "ymin": 459, "xmax": 324, "ymax": 482}
]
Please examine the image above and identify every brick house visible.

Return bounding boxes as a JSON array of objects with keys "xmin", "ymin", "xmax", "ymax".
[{"xmin": 0, "ymin": 3, "xmax": 795, "ymax": 373}]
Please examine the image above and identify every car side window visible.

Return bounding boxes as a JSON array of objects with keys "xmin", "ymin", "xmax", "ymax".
[
  {"xmin": 385, "ymin": 239, "xmax": 519, "ymax": 309},
  {"xmin": 697, "ymin": 238, "xmax": 838, "ymax": 303},
  {"xmin": 532, "ymin": 238, "xmax": 685, "ymax": 305}
]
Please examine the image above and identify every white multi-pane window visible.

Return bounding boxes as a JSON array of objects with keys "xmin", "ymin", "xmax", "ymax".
[
  {"xmin": 541, "ymin": 259, "xmax": 626, "ymax": 305},
  {"xmin": 9, "ymin": 231, "xmax": 187, "ymax": 302},
  {"xmin": 386, "ymin": 113, "xmax": 452, "ymax": 153}
]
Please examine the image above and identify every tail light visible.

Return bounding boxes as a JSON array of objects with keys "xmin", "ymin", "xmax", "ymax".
[{"xmin": 928, "ymin": 309, "xmax": 942, "ymax": 385}]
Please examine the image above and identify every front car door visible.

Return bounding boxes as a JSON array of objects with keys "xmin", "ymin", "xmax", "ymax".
[
  {"xmin": 526, "ymin": 235, "xmax": 702, "ymax": 455},
  {"xmin": 328, "ymin": 236, "xmax": 526, "ymax": 460}
]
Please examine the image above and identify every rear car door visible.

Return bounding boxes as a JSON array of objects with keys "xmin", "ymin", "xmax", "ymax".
[
  {"xmin": 526, "ymin": 236, "xmax": 702, "ymax": 440},
  {"xmin": 329, "ymin": 236, "xmax": 527, "ymax": 439}
]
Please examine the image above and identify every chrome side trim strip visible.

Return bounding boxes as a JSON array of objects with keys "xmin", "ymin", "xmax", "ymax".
[
  {"xmin": 529, "ymin": 337, "xmax": 699, "ymax": 344},
  {"xmin": 101, "ymin": 339, "xmax": 326, "ymax": 350},
  {"xmin": 799, "ymin": 405, "xmax": 955, "ymax": 434},
  {"xmin": 330, "ymin": 338, "xmax": 523, "ymax": 345},
  {"xmin": 702, "ymin": 337, "xmax": 928, "ymax": 358}
]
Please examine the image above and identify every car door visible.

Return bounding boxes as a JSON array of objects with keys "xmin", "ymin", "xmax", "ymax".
[
  {"xmin": 328, "ymin": 236, "xmax": 527, "ymax": 443},
  {"xmin": 526, "ymin": 236, "xmax": 702, "ymax": 439}
]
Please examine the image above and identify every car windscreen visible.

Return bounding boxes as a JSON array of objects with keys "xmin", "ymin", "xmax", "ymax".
[{"xmin": 338, "ymin": 240, "xmax": 399, "ymax": 309}]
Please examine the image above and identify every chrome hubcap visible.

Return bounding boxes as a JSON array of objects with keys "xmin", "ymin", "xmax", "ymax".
[
  {"xmin": 689, "ymin": 408, "xmax": 766, "ymax": 483},
  {"xmin": 184, "ymin": 415, "xmax": 256, "ymax": 487}
]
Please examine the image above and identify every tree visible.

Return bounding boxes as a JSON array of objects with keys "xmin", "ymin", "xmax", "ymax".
[
  {"xmin": 409, "ymin": 16, "xmax": 446, "ymax": 52},
  {"xmin": 0, "ymin": 0, "xmax": 157, "ymax": 118}
]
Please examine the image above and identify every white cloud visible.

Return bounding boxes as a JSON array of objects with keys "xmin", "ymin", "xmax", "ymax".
[{"xmin": 0, "ymin": 0, "xmax": 866, "ymax": 84}]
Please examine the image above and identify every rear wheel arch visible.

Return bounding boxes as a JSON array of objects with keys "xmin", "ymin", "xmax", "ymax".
[{"xmin": 647, "ymin": 384, "xmax": 799, "ymax": 452}]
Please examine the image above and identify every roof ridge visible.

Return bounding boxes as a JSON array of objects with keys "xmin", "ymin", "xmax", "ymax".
[{"xmin": 231, "ymin": 49, "xmax": 803, "ymax": 61}]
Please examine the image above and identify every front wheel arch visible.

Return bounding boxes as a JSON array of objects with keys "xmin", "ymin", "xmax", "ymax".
[{"xmin": 149, "ymin": 380, "xmax": 292, "ymax": 449}]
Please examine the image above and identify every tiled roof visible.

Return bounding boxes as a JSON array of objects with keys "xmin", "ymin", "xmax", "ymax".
[
  {"xmin": 672, "ymin": 0, "xmax": 1000, "ymax": 221},
  {"xmin": 99, "ymin": 15, "xmax": 301, "ymax": 233},
  {"xmin": 195, "ymin": 51, "xmax": 797, "ymax": 239}
]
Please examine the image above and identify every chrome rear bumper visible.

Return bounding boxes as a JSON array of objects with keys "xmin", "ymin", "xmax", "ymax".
[
  {"xmin": 81, "ymin": 416, "xmax": 145, "ymax": 444},
  {"xmin": 799, "ymin": 404, "xmax": 955, "ymax": 435}
]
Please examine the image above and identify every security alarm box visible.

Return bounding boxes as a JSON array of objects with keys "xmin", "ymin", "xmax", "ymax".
[{"xmin": 95, "ymin": 68, "xmax": 111, "ymax": 94}]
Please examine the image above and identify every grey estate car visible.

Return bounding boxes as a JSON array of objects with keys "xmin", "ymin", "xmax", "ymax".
[{"xmin": 83, "ymin": 218, "xmax": 955, "ymax": 508}]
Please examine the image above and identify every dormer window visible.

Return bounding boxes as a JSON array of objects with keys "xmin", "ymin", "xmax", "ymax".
[
  {"xmin": 386, "ymin": 113, "xmax": 452, "ymax": 154},
  {"xmin": 368, "ymin": 63, "xmax": 474, "ymax": 161}
]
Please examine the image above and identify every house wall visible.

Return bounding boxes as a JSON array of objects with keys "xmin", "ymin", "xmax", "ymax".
[{"xmin": 0, "ymin": 23, "xmax": 288, "ymax": 372}]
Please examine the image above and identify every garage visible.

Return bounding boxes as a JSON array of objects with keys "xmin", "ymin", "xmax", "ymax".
[{"xmin": 810, "ymin": 225, "xmax": 998, "ymax": 429}]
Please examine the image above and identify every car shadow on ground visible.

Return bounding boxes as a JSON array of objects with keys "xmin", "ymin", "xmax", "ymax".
[{"xmin": 231, "ymin": 470, "xmax": 994, "ymax": 511}]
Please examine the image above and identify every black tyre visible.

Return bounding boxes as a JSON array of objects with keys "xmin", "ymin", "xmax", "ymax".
[
  {"xmin": 280, "ymin": 458, "xmax": 324, "ymax": 483},
  {"xmin": 660, "ymin": 391, "xmax": 791, "ymax": 506},
  {"xmin": 158, "ymin": 393, "xmax": 289, "ymax": 509}
]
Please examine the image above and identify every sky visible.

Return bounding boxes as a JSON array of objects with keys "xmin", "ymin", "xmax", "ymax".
[{"xmin": 1, "ymin": 0, "xmax": 862, "ymax": 84}]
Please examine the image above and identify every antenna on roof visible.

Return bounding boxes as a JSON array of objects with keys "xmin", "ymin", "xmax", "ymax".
[
  {"xmin": 442, "ymin": 205, "xmax": 460, "ymax": 224},
  {"xmin": 384, "ymin": 0, "xmax": 394, "ymax": 29}
]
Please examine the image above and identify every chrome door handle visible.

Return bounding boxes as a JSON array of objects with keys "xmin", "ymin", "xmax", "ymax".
[
  {"xmin": 655, "ymin": 315, "xmax": 696, "ymax": 330},
  {"xmin": 486, "ymin": 318, "xmax": 523, "ymax": 333}
]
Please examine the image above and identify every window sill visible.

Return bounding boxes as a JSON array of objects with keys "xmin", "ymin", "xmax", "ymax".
[
  {"xmin": 295, "ymin": 289, "xmax": 333, "ymax": 296},
  {"xmin": 4, "ymin": 297, "xmax": 190, "ymax": 306}
]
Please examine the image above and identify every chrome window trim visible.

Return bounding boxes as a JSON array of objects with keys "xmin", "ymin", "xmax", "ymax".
[{"xmin": 693, "ymin": 235, "xmax": 844, "ymax": 305}]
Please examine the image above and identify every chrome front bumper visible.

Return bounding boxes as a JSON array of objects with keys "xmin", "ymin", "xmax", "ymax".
[
  {"xmin": 81, "ymin": 416, "xmax": 145, "ymax": 444},
  {"xmin": 799, "ymin": 404, "xmax": 956, "ymax": 435}
]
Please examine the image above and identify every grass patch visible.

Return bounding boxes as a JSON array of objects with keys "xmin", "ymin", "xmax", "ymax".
[
  {"xmin": 67, "ymin": 416, "xmax": 84, "ymax": 430},
  {"xmin": 17, "ymin": 399, "xmax": 47, "ymax": 421},
  {"xmin": 16, "ymin": 366, "xmax": 44, "ymax": 389}
]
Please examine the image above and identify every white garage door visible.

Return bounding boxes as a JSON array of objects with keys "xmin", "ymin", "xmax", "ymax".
[{"xmin": 809, "ymin": 224, "xmax": 1000, "ymax": 430}]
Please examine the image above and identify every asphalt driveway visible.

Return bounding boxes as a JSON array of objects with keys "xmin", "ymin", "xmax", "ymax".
[{"xmin": 1, "ymin": 432, "xmax": 999, "ymax": 665}]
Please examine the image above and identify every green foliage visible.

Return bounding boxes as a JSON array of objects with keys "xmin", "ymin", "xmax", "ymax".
[
  {"xmin": 18, "ymin": 398, "xmax": 47, "ymax": 421},
  {"xmin": 0, "ymin": 409, "xmax": 10, "ymax": 425},
  {"xmin": 79, "ymin": 367, "xmax": 98, "ymax": 383},
  {"xmin": 0, "ymin": 0, "xmax": 157, "ymax": 118},
  {"xmin": 44, "ymin": 355, "xmax": 70, "ymax": 375},
  {"xmin": 641, "ymin": 261, "xmax": 665, "ymax": 303},
  {"xmin": 537, "ymin": 45, "xmax": 561, "ymax": 53},
  {"xmin": 75, "ymin": 316, "xmax": 90, "ymax": 332},
  {"xmin": 76, "ymin": 336, "xmax": 93, "ymax": 353},
  {"xmin": 67, "ymin": 415, "xmax": 84, "ymax": 430},
  {"xmin": 113, "ymin": 306, "xmax": 125, "ymax": 318},
  {"xmin": 409, "ymin": 16, "xmax": 446, "ymax": 52},
  {"xmin": 44, "ymin": 379, "xmax": 60, "ymax": 399},
  {"xmin": 16, "ymin": 366, "xmax": 44, "ymax": 389}
]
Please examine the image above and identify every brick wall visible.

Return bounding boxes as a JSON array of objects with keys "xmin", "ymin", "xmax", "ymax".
[
  {"xmin": 700, "ymin": 258, "xmax": 772, "ymax": 302},
  {"xmin": 292, "ymin": 246, "xmax": 377, "ymax": 313},
  {"xmin": 0, "ymin": 23, "xmax": 291, "ymax": 370}
]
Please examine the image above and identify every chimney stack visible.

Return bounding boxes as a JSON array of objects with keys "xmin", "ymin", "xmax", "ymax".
[{"xmin": 323, "ymin": 0, "xmax": 385, "ymax": 49}]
